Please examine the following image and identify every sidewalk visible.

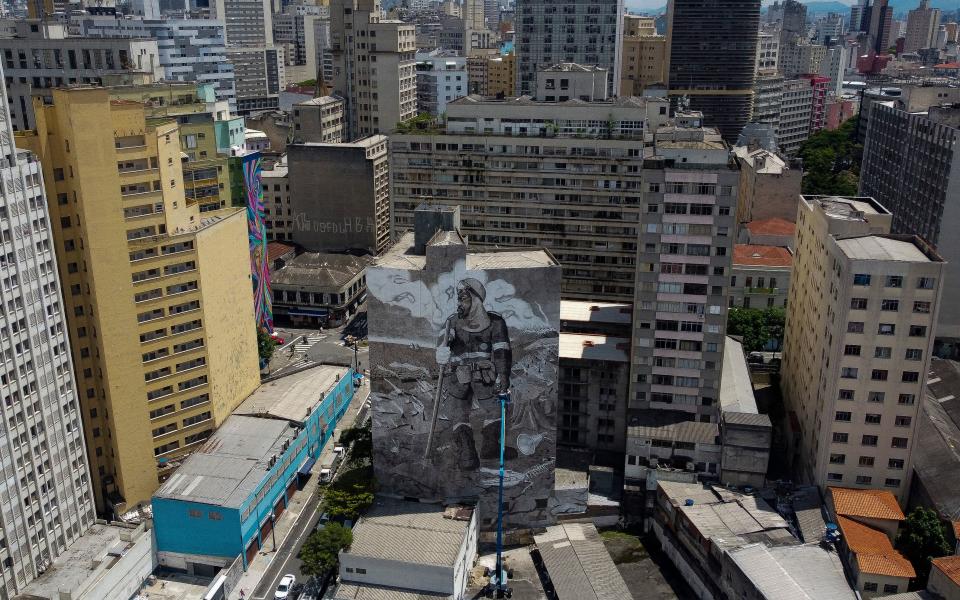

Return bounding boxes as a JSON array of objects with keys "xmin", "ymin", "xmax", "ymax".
[{"xmin": 229, "ymin": 378, "xmax": 371, "ymax": 600}]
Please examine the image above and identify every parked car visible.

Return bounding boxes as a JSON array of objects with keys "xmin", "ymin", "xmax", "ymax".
[{"xmin": 275, "ymin": 574, "xmax": 297, "ymax": 599}]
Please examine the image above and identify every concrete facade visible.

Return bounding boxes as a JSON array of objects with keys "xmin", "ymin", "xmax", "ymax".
[
  {"xmin": 287, "ymin": 135, "xmax": 390, "ymax": 255},
  {"xmin": 733, "ymin": 146, "xmax": 803, "ymax": 225},
  {"xmin": 535, "ymin": 63, "xmax": 609, "ymax": 102},
  {"xmin": 18, "ymin": 88, "xmax": 261, "ymax": 516},
  {"xmin": 292, "ymin": 96, "xmax": 344, "ymax": 144},
  {"xmin": 782, "ymin": 196, "xmax": 943, "ymax": 503},
  {"xmin": 730, "ymin": 244, "xmax": 792, "ymax": 310},
  {"xmin": 415, "ymin": 52, "xmax": 468, "ymax": 116}
]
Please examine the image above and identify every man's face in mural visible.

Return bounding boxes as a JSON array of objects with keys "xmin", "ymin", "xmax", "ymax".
[{"xmin": 456, "ymin": 286, "xmax": 472, "ymax": 319}]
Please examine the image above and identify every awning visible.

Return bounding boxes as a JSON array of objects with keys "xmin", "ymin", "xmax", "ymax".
[
  {"xmin": 297, "ymin": 456, "xmax": 317, "ymax": 476},
  {"xmin": 288, "ymin": 307, "xmax": 329, "ymax": 317}
]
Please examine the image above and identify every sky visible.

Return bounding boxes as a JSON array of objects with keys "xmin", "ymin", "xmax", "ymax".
[{"xmin": 625, "ymin": 0, "xmax": 856, "ymax": 12}]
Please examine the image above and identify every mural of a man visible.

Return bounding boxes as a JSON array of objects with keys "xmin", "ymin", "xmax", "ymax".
[{"xmin": 432, "ymin": 278, "xmax": 513, "ymax": 470}]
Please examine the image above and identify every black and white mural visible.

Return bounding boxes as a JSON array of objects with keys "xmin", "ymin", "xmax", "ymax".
[{"xmin": 367, "ymin": 252, "xmax": 560, "ymax": 530}]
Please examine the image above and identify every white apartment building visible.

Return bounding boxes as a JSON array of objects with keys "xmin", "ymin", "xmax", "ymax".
[
  {"xmin": 782, "ymin": 195, "xmax": 944, "ymax": 503},
  {"xmin": 753, "ymin": 31, "xmax": 784, "ymax": 127},
  {"xmin": 514, "ymin": 0, "xmax": 624, "ymax": 97},
  {"xmin": 73, "ymin": 15, "xmax": 238, "ymax": 111},
  {"xmin": 778, "ymin": 78, "xmax": 813, "ymax": 156},
  {"xmin": 0, "ymin": 65, "xmax": 96, "ymax": 597},
  {"xmin": 415, "ymin": 51, "xmax": 467, "ymax": 116},
  {"xmin": 779, "ymin": 40, "xmax": 827, "ymax": 78},
  {"xmin": 330, "ymin": 0, "xmax": 417, "ymax": 140},
  {"xmin": 632, "ymin": 111, "xmax": 739, "ymax": 422},
  {"xmin": 0, "ymin": 20, "xmax": 162, "ymax": 131},
  {"xmin": 213, "ymin": 0, "xmax": 272, "ymax": 47},
  {"xmin": 273, "ymin": 5, "xmax": 331, "ymax": 84},
  {"xmin": 227, "ymin": 47, "xmax": 285, "ymax": 114},
  {"xmin": 819, "ymin": 45, "xmax": 848, "ymax": 95},
  {"xmin": 814, "ymin": 12, "xmax": 846, "ymax": 43},
  {"xmin": 262, "ymin": 162, "xmax": 291, "ymax": 242}
]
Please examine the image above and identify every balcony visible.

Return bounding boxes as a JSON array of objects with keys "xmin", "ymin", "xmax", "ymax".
[{"xmin": 745, "ymin": 287, "xmax": 778, "ymax": 295}]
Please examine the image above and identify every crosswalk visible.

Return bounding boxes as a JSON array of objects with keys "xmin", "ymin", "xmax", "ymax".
[
  {"xmin": 288, "ymin": 358, "xmax": 314, "ymax": 370},
  {"xmin": 293, "ymin": 333, "xmax": 325, "ymax": 354}
]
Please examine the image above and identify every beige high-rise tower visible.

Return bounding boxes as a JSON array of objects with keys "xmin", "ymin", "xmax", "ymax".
[
  {"xmin": 18, "ymin": 87, "xmax": 261, "ymax": 516},
  {"xmin": 781, "ymin": 195, "xmax": 944, "ymax": 504}
]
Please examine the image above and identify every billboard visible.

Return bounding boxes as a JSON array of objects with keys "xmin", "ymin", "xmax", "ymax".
[
  {"xmin": 367, "ymin": 245, "xmax": 560, "ymax": 530},
  {"xmin": 240, "ymin": 151, "xmax": 273, "ymax": 332}
]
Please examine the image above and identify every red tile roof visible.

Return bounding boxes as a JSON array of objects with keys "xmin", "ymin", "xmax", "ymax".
[
  {"xmin": 934, "ymin": 62, "xmax": 960, "ymax": 69},
  {"xmin": 733, "ymin": 244, "xmax": 793, "ymax": 267},
  {"xmin": 829, "ymin": 487, "xmax": 905, "ymax": 521},
  {"xmin": 933, "ymin": 556, "xmax": 960, "ymax": 587},
  {"xmin": 267, "ymin": 241, "xmax": 295, "ymax": 262},
  {"xmin": 837, "ymin": 516, "xmax": 916, "ymax": 578},
  {"xmin": 745, "ymin": 217, "xmax": 796, "ymax": 237},
  {"xmin": 953, "ymin": 521, "xmax": 960, "ymax": 540}
]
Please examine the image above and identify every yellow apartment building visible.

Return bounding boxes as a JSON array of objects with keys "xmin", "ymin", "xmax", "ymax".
[
  {"xmin": 620, "ymin": 16, "xmax": 668, "ymax": 97},
  {"xmin": 487, "ymin": 52, "xmax": 516, "ymax": 97},
  {"xmin": 18, "ymin": 87, "xmax": 260, "ymax": 516}
]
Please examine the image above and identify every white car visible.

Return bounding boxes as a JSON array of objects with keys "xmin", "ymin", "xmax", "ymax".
[{"xmin": 275, "ymin": 574, "xmax": 297, "ymax": 599}]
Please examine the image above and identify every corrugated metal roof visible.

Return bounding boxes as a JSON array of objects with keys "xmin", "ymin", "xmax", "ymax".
[
  {"xmin": 720, "ymin": 336, "xmax": 760, "ymax": 414},
  {"xmin": 628, "ymin": 418, "xmax": 719, "ymax": 445},
  {"xmin": 533, "ymin": 523, "xmax": 633, "ymax": 600},
  {"xmin": 333, "ymin": 582, "xmax": 451, "ymax": 600},
  {"xmin": 727, "ymin": 543, "xmax": 857, "ymax": 600},
  {"xmin": 234, "ymin": 365, "xmax": 348, "ymax": 424}
]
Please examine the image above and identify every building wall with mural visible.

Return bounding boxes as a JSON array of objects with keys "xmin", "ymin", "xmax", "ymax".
[
  {"xmin": 367, "ymin": 227, "xmax": 561, "ymax": 531},
  {"xmin": 238, "ymin": 151, "xmax": 273, "ymax": 332}
]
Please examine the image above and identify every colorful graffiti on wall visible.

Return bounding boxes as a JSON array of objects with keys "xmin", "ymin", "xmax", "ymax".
[{"xmin": 241, "ymin": 152, "xmax": 273, "ymax": 332}]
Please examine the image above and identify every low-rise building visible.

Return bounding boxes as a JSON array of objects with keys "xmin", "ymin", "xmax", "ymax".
[
  {"xmin": 292, "ymin": 96, "xmax": 344, "ymax": 144},
  {"xmin": 271, "ymin": 252, "xmax": 372, "ymax": 327},
  {"xmin": 535, "ymin": 63, "xmax": 609, "ymax": 102},
  {"xmin": 335, "ymin": 498, "xmax": 477, "ymax": 600},
  {"xmin": 532, "ymin": 523, "xmax": 632, "ymax": 600},
  {"xmin": 929, "ymin": 556, "xmax": 960, "ymax": 600},
  {"xmin": 719, "ymin": 337, "xmax": 773, "ymax": 488},
  {"xmin": 740, "ymin": 217, "xmax": 797, "ymax": 248},
  {"xmin": 826, "ymin": 486, "xmax": 915, "ymax": 598},
  {"xmin": 733, "ymin": 146, "xmax": 803, "ymax": 225},
  {"xmin": 730, "ymin": 244, "xmax": 793, "ymax": 309},
  {"xmin": 153, "ymin": 366, "xmax": 355, "ymax": 573}
]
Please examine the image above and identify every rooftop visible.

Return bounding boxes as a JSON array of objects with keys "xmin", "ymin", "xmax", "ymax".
[
  {"xmin": 733, "ymin": 147, "xmax": 789, "ymax": 174},
  {"xmin": 829, "ymin": 487, "xmax": 905, "ymax": 522},
  {"xmin": 376, "ymin": 232, "xmax": 558, "ymax": 271},
  {"xmin": 533, "ymin": 523, "xmax": 632, "ymax": 600},
  {"xmin": 629, "ymin": 412, "xmax": 719, "ymax": 445},
  {"xmin": 835, "ymin": 235, "xmax": 933, "ymax": 263},
  {"xmin": 345, "ymin": 498, "xmax": 473, "ymax": 568},
  {"xmin": 271, "ymin": 252, "xmax": 373, "ymax": 290},
  {"xmin": 538, "ymin": 63, "xmax": 608, "ymax": 73},
  {"xmin": 559, "ymin": 300, "xmax": 632, "ymax": 325},
  {"xmin": 233, "ymin": 365, "xmax": 348, "ymax": 424},
  {"xmin": 836, "ymin": 516, "xmax": 916, "ymax": 578},
  {"xmin": 559, "ymin": 333, "xmax": 629, "ymax": 362},
  {"xmin": 734, "ymin": 244, "xmax": 793, "ymax": 268},
  {"xmin": 725, "ymin": 543, "xmax": 856, "ymax": 600},
  {"xmin": 449, "ymin": 94, "xmax": 653, "ymax": 109},
  {"xmin": 295, "ymin": 95, "xmax": 342, "ymax": 107},
  {"xmin": 267, "ymin": 241, "xmax": 295, "ymax": 262},
  {"xmin": 810, "ymin": 195, "xmax": 889, "ymax": 219},
  {"xmin": 333, "ymin": 583, "xmax": 450, "ymax": 599},
  {"xmin": 153, "ymin": 416, "xmax": 296, "ymax": 508},
  {"xmin": 720, "ymin": 336, "xmax": 761, "ymax": 415},
  {"xmin": 744, "ymin": 217, "xmax": 797, "ymax": 237},
  {"xmin": 932, "ymin": 555, "xmax": 960, "ymax": 587}
]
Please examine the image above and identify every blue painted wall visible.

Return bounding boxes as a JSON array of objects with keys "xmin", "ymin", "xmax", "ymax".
[{"xmin": 153, "ymin": 369, "xmax": 356, "ymax": 564}]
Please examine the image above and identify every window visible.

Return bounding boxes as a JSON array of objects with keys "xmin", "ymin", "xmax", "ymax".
[
  {"xmin": 838, "ymin": 389, "xmax": 854, "ymax": 400},
  {"xmin": 895, "ymin": 416, "xmax": 912, "ymax": 427},
  {"xmin": 874, "ymin": 347, "xmax": 892, "ymax": 359},
  {"xmin": 862, "ymin": 435, "xmax": 878, "ymax": 446},
  {"xmin": 847, "ymin": 322, "xmax": 864, "ymax": 333},
  {"xmin": 859, "ymin": 456, "xmax": 875, "ymax": 466},
  {"xmin": 856, "ymin": 475, "xmax": 873, "ymax": 484},
  {"xmin": 865, "ymin": 414, "xmax": 881, "ymax": 424},
  {"xmin": 850, "ymin": 298, "xmax": 868, "ymax": 310},
  {"xmin": 871, "ymin": 370, "xmax": 888, "ymax": 381},
  {"xmin": 878, "ymin": 323, "xmax": 895, "ymax": 335},
  {"xmin": 868, "ymin": 392, "xmax": 885, "ymax": 403},
  {"xmin": 841, "ymin": 367, "xmax": 858, "ymax": 379},
  {"xmin": 898, "ymin": 394, "xmax": 916, "ymax": 405},
  {"xmin": 901, "ymin": 371, "xmax": 919, "ymax": 383},
  {"xmin": 913, "ymin": 301, "xmax": 931, "ymax": 313},
  {"xmin": 883, "ymin": 482, "xmax": 900, "ymax": 492},
  {"xmin": 835, "ymin": 411, "xmax": 852, "ymax": 422},
  {"xmin": 881, "ymin": 299, "xmax": 900, "ymax": 311},
  {"xmin": 829, "ymin": 453, "xmax": 846, "ymax": 464},
  {"xmin": 917, "ymin": 277, "xmax": 935, "ymax": 289},
  {"xmin": 888, "ymin": 458, "xmax": 904, "ymax": 469},
  {"xmin": 905, "ymin": 348, "xmax": 922, "ymax": 361},
  {"xmin": 844, "ymin": 345, "xmax": 861, "ymax": 356},
  {"xmin": 853, "ymin": 274, "xmax": 871, "ymax": 285},
  {"xmin": 833, "ymin": 432, "xmax": 849, "ymax": 443},
  {"xmin": 909, "ymin": 325, "xmax": 927, "ymax": 337},
  {"xmin": 827, "ymin": 473, "xmax": 843, "ymax": 481},
  {"xmin": 885, "ymin": 275, "xmax": 903, "ymax": 288},
  {"xmin": 863, "ymin": 583, "xmax": 878, "ymax": 592},
  {"xmin": 891, "ymin": 437, "xmax": 908, "ymax": 449}
]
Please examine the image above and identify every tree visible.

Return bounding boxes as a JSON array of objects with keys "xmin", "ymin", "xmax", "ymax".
[
  {"xmin": 322, "ymin": 486, "xmax": 374, "ymax": 522},
  {"xmin": 896, "ymin": 507, "xmax": 952, "ymax": 586},
  {"xmin": 797, "ymin": 117, "xmax": 863, "ymax": 196},
  {"xmin": 299, "ymin": 523, "xmax": 353, "ymax": 577},
  {"xmin": 726, "ymin": 307, "xmax": 785, "ymax": 352},
  {"xmin": 339, "ymin": 422, "xmax": 372, "ymax": 466},
  {"xmin": 257, "ymin": 329, "xmax": 277, "ymax": 363}
]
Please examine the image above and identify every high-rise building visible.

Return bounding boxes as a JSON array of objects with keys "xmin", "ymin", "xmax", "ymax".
[
  {"xmin": 0, "ymin": 66, "xmax": 95, "ymax": 598},
  {"xmin": 214, "ymin": 0, "xmax": 272, "ymax": 47},
  {"xmin": 287, "ymin": 136, "xmax": 391, "ymax": 255},
  {"xmin": 292, "ymin": 96, "xmax": 344, "ymax": 144},
  {"xmin": 818, "ymin": 45, "xmax": 849, "ymax": 95},
  {"xmin": 751, "ymin": 31, "xmax": 784, "ymax": 127},
  {"xmin": 18, "ymin": 87, "xmax": 262, "ymax": 516},
  {"xmin": 850, "ymin": 0, "xmax": 867, "ymax": 33},
  {"xmin": 390, "ymin": 95, "xmax": 672, "ymax": 303},
  {"xmin": 0, "ymin": 20, "xmax": 162, "ymax": 131},
  {"xmin": 779, "ymin": 40, "xmax": 827, "ymax": 79},
  {"xmin": 779, "ymin": 0, "xmax": 808, "ymax": 39},
  {"xmin": 814, "ymin": 12, "xmax": 846, "ymax": 43},
  {"xmin": 631, "ymin": 110, "xmax": 739, "ymax": 423},
  {"xmin": 514, "ymin": 0, "xmax": 624, "ymax": 98},
  {"xmin": 666, "ymin": 0, "xmax": 761, "ymax": 143},
  {"xmin": 415, "ymin": 51, "xmax": 468, "ymax": 115},
  {"xmin": 212, "ymin": 0, "xmax": 284, "ymax": 113},
  {"xmin": 859, "ymin": 104, "xmax": 960, "ymax": 348},
  {"xmin": 329, "ymin": 0, "xmax": 417, "ymax": 140},
  {"xmin": 864, "ymin": 0, "xmax": 894, "ymax": 53},
  {"xmin": 619, "ymin": 16, "xmax": 668, "ymax": 96},
  {"xmin": 782, "ymin": 195, "xmax": 943, "ymax": 502},
  {"xmin": 73, "ymin": 15, "xmax": 238, "ymax": 112},
  {"xmin": 904, "ymin": 0, "xmax": 941, "ymax": 52},
  {"xmin": 777, "ymin": 77, "xmax": 819, "ymax": 156},
  {"xmin": 486, "ymin": 52, "xmax": 516, "ymax": 96}
]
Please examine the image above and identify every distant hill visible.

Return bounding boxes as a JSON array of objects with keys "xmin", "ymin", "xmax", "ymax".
[{"xmin": 626, "ymin": 0, "xmax": 955, "ymax": 17}]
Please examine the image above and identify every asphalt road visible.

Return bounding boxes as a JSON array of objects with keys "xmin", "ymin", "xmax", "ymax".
[{"xmin": 252, "ymin": 489, "xmax": 323, "ymax": 600}]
